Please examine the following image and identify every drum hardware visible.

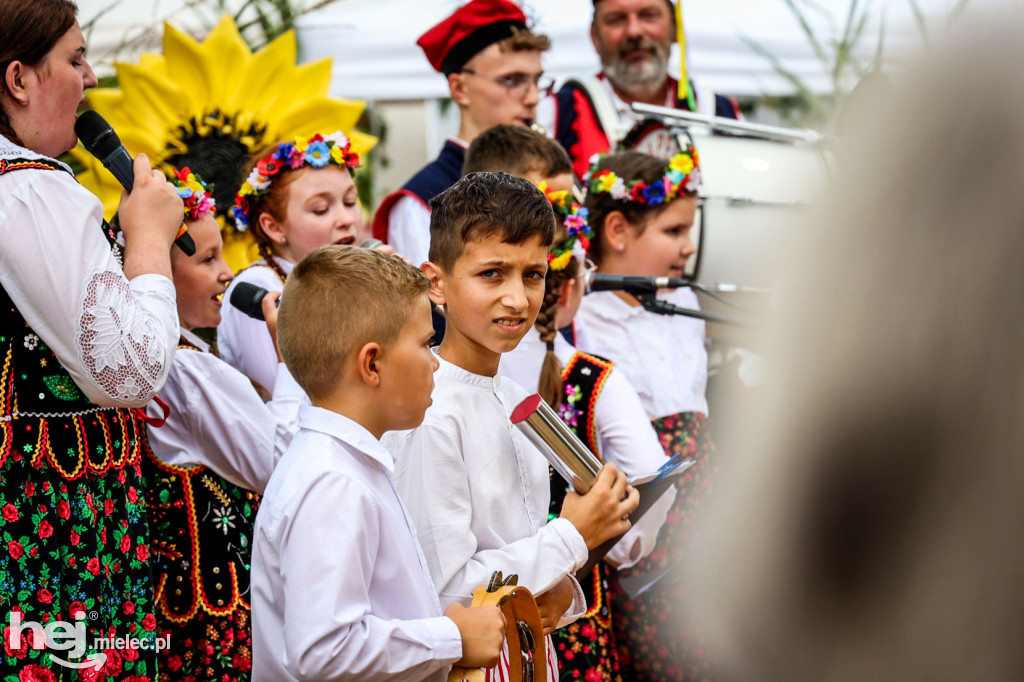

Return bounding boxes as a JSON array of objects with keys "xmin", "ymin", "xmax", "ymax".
[{"xmin": 630, "ymin": 102, "xmax": 825, "ymax": 144}]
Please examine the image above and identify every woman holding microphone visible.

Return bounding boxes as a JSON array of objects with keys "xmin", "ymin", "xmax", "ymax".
[{"xmin": 0, "ymin": 1, "xmax": 183, "ymax": 677}]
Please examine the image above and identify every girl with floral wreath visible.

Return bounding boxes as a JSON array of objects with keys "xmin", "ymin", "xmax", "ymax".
[
  {"xmin": 577, "ymin": 148, "xmax": 718, "ymax": 681},
  {"xmin": 218, "ymin": 133, "xmax": 389, "ymax": 391},
  {"xmin": 142, "ymin": 167, "xmax": 306, "ymax": 681}
]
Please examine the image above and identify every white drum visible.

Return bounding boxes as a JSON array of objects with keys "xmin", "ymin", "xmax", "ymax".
[{"xmin": 624, "ymin": 118, "xmax": 830, "ymax": 292}]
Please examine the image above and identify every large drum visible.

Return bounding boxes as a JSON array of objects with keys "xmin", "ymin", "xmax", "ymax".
[{"xmin": 623, "ymin": 108, "xmax": 830, "ymax": 294}]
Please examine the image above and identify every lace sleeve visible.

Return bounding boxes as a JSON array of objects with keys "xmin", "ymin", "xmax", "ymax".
[
  {"xmin": 0, "ymin": 165, "xmax": 179, "ymax": 408},
  {"xmin": 76, "ymin": 267, "xmax": 176, "ymax": 404}
]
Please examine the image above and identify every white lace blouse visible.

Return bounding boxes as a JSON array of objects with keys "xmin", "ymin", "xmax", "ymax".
[{"xmin": 0, "ymin": 135, "xmax": 178, "ymax": 408}]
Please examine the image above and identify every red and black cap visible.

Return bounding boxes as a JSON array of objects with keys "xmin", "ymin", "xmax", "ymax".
[{"xmin": 417, "ymin": 0, "xmax": 528, "ymax": 76}]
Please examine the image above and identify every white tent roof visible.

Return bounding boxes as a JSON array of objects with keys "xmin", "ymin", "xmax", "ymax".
[
  {"xmin": 76, "ymin": 0, "xmax": 979, "ymax": 102},
  {"xmin": 295, "ymin": 0, "xmax": 954, "ymax": 100}
]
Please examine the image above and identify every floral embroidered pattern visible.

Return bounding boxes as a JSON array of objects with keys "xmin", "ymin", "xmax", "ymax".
[
  {"xmin": 76, "ymin": 269, "xmax": 168, "ymax": 404},
  {"xmin": 557, "ymin": 383, "xmax": 583, "ymax": 429}
]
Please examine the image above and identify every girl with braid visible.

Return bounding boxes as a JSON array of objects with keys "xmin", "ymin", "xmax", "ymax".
[
  {"xmin": 578, "ymin": 149, "xmax": 716, "ymax": 681},
  {"xmin": 497, "ymin": 183, "xmax": 674, "ymax": 682},
  {"xmin": 219, "ymin": 132, "xmax": 387, "ymax": 391}
]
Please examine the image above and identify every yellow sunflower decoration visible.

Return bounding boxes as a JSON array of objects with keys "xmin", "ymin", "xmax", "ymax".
[{"xmin": 72, "ymin": 15, "xmax": 377, "ymax": 271}]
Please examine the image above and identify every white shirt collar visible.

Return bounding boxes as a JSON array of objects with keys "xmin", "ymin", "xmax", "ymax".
[
  {"xmin": 180, "ymin": 327, "xmax": 210, "ymax": 353},
  {"xmin": 297, "ymin": 405, "xmax": 396, "ymax": 471},
  {"xmin": 434, "ymin": 347, "xmax": 502, "ymax": 391},
  {"xmin": 0, "ymin": 134, "xmax": 74, "ymax": 174}
]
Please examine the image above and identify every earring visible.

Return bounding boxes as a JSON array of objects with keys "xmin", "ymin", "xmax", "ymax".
[
  {"xmin": 281, "ymin": 236, "xmax": 288, "ymax": 244},
  {"xmin": 617, "ymin": 243, "xmax": 625, "ymax": 251}
]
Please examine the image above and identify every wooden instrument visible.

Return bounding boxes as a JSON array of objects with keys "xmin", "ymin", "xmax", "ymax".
[{"xmin": 447, "ymin": 571, "xmax": 546, "ymax": 682}]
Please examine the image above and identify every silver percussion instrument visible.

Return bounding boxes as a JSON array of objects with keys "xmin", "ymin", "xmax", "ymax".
[{"xmin": 623, "ymin": 103, "xmax": 831, "ymax": 296}]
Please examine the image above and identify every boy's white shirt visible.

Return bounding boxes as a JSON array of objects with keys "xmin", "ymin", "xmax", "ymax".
[
  {"xmin": 577, "ymin": 288, "xmax": 710, "ymax": 420},
  {"xmin": 498, "ymin": 327, "xmax": 676, "ymax": 568},
  {"xmin": 252, "ymin": 406, "xmax": 463, "ymax": 682},
  {"xmin": 144, "ymin": 326, "xmax": 308, "ymax": 494},
  {"xmin": 219, "ymin": 256, "xmax": 294, "ymax": 392},
  {"xmin": 384, "ymin": 351, "xmax": 590, "ymax": 621}
]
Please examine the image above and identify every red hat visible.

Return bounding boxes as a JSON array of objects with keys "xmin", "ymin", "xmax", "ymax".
[{"xmin": 417, "ymin": 0, "xmax": 529, "ymax": 76}]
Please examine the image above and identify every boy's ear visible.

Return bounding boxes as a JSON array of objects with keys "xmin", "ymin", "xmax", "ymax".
[
  {"xmin": 420, "ymin": 261, "xmax": 447, "ymax": 306},
  {"xmin": 448, "ymin": 72, "xmax": 470, "ymax": 108},
  {"xmin": 603, "ymin": 210, "xmax": 631, "ymax": 253},
  {"xmin": 258, "ymin": 212, "xmax": 286, "ymax": 246},
  {"xmin": 356, "ymin": 342, "xmax": 383, "ymax": 388}
]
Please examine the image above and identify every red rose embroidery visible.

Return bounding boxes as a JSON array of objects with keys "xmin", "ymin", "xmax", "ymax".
[
  {"xmin": 36, "ymin": 588, "xmax": 52, "ymax": 604},
  {"xmin": 2, "ymin": 503, "xmax": 18, "ymax": 522},
  {"xmin": 86, "ymin": 557, "xmax": 101, "ymax": 576},
  {"xmin": 37, "ymin": 520, "xmax": 53, "ymax": 539},
  {"xmin": 142, "ymin": 613, "xmax": 156, "ymax": 631},
  {"xmin": 56, "ymin": 499, "xmax": 70, "ymax": 520},
  {"xmin": 136, "ymin": 544, "xmax": 148, "ymax": 562},
  {"xmin": 17, "ymin": 663, "xmax": 55, "ymax": 682},
  {"xmin": 68, "ymin": 601, "xmax": 86, "ymax": 619},
  {"xmin": 119, "ymin": 534, "xmax": 131, "ymax": 554},
  {"xmin": 8, "ymin": 541, "xmax": 24, "ymax": 559}
]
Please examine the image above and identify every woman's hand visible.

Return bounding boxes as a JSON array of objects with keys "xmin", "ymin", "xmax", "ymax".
[{"xmin": 119, "ymin": 154, "xmax": 184, "ymax": 280}]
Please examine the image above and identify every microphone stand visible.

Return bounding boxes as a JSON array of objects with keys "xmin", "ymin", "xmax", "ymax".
[{"xmin": 636, "ymin": 294, "xmax": 756, "ymax": 327}]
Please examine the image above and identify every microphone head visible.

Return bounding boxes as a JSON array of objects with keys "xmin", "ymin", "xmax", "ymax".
[
  {"xmin": 229, "ymin": 282, "xmax": 271, "ymax": 321},
  {"xmin": 74, "ymin": 111, "xmax": 122, "ymax": 159},
  {"xmin": 359, "ymin": 238, "xmax": 384, "ymax": 249}
]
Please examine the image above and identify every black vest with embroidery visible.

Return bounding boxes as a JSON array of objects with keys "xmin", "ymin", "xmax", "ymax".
[{"xmin": 146, "ymin": 339, "xmax": 260, "ymax": 624}]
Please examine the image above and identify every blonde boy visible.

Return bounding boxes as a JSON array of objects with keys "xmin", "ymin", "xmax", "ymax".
[
  {"xmin": 385, "ymin": 173, "xmax": 639, "ymax": 679},
  {"xmin": 251, "ymin": 246, "xmax": 505, "ymax": 682}
]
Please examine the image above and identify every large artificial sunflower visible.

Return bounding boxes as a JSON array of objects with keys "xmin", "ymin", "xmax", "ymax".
[{"xmin": 72, "ymin": 15, "xmax": 377, "ymax": 270}]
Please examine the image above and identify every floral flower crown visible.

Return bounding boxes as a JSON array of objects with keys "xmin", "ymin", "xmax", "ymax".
[
  {"xmin": 584, "ymin": 145, "xmax": 701, "ymax": 206},
  {"xmin": 170, "ymin": 167, "xmax": 216, "ymax": 222},
  {"xmin": 230, "ymin": 131, "xmax": 360, "ymax": 229},
  {"xmin": 538, "ymin": 182, "xmax": 592, "ymax": 272}
]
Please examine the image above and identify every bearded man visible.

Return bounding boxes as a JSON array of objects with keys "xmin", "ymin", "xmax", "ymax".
[{"xmin": 539, "ymin": 0, "xmax": 741, "ymax": 177}]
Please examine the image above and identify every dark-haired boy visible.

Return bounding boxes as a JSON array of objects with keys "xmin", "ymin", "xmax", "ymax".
[
  {"xmin": 463, "ymin": 123, "xmax": 574, "ymax": 194},
  {"xmin": 385, "ymin": 173, "xmax": 638, "ymax": 679},
  {"xmin": 251, "ymin": 246, "xmax": 506, "ymax": 682}
]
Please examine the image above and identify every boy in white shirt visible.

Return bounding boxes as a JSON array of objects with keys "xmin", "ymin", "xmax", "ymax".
[
  {"xmin": 385, "ymin": 172, "xmax": 640, "ymax": 680},
  {"xmin": 251, "ymin": 246, "xmax": 506, "ymax": 682}
]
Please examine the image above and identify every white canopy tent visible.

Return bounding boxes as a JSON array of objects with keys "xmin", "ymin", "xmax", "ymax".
[
  {"xmin": 77, "ymin": 0, "xmax": 977, "ymax": 101},
  {"xmin": 74, "ymin": 0, "xmax": 982, "ymax": 199}
]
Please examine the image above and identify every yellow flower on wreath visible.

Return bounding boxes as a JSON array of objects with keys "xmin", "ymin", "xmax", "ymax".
[{"xmin": 71, "ymin": 15, "xmax": 377, "ymax": 271}]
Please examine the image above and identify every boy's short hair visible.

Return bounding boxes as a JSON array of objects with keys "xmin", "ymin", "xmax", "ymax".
[
  {"xmin": 278, "ymin": 246, "xmax": 430, "ymax": 399},
  {"xmin": 428, "ymin": 172, "xmax": 556, "ymax": 273},
  {"xmin": 463, "ymin": 124, "xmax": 573, "ymax": 179}
]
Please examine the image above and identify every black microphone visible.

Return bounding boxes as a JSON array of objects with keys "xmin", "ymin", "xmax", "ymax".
[
  {"xmin": 588, "ymin": 273, "xmax": 691, "ymax": 294},
  {"xmin": 229, "ymin": 282, "xmax": 276, "ymax": 321},
  {"xmin": 74, "ymin": 111, "xmax": 196, "ymax": 256}
]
